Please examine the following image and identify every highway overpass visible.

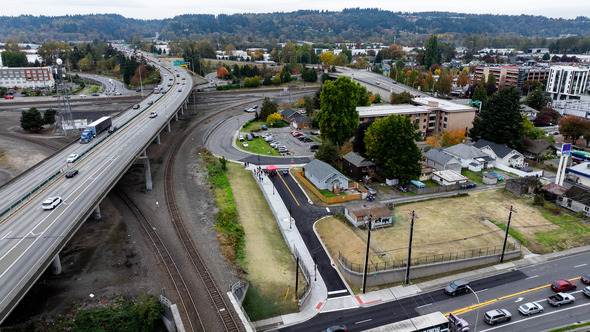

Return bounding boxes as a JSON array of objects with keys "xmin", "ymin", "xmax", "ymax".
[{"xmin": 0, "ymin": 59, "xmax": 193, "ymax": 323}]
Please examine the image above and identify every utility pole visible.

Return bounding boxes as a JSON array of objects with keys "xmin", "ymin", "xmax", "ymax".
[
  {"xmin": 500, "ymin": 206, "xmax": 516, "ymax": 263},
  {"xmin": 405, "ymin": 211, "xmax": 418, "ymax": 284},
  {"xmin": 362, "ymin": 217, "xmax": 372, "ymax": 294}
]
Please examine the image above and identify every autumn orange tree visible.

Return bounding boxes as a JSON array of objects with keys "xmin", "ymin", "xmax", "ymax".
[
  {"xmin": 217, "ymin": 67, "xmax": 229, "ymax": 79},
  {"xmin": 425, "ymin": 128, "xmax": 466, "ymax": 148}
]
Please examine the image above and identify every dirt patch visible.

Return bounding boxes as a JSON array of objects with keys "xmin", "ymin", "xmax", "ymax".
[{"xmin": 227, "ymin": 163, "xmax": 301, "ymax": 320}]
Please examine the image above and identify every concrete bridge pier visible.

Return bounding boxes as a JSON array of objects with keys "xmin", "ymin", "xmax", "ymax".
[
  {"xmin": 93, "ymin": 205, "xmax": 102, "ymax": 220},
  {"xmin": 51, "ymin": 254, "xmax": 62, "ymax": 275},
  {"xmin": 138, "ymin": 150, "xmax": 153, "ymax": 190},
  {"xmin": 167, "ymin": 121, "xmax": 171, "ymax": 132},
  {"xmin": 174, "ymin": 112, "xmax": 178, "ymax": 121},
  {"xmin": 155, "ymin": 133, "xmax": 161, "ymax": 145}
]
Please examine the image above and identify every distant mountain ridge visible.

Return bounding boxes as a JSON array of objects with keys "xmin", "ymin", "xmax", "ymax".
[{"xmin": 0, "ymin": 10, "xmax": 588, "ymax": 44}]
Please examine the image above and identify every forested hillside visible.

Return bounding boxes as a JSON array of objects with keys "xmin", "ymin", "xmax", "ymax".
[{"xmin": 0, "ymin": 9, "xmax": 588, "ymax": 49}]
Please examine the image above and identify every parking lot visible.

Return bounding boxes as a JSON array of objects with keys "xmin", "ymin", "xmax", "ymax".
[{"xmin": 239, "ymin": 127, "xmax": 320, "ymax": 157}]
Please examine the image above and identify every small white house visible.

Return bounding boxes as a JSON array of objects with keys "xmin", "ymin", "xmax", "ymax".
[
  {"xmin": 431, "ymin": 170, "xmax": 469, "ymax": 186},
  {"xmin": 473, "ymin": 139, "xmax": 525, "ymax": 168},
  {"xmin": 344, "ymin": 202, "xmax": 393, "ymax": 229},
  {"xmin": 304, "ymin": 159, "xmax": 349, "ymax": 191}
]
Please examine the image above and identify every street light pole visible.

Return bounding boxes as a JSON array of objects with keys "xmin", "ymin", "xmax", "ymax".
[{"xmin": 466, "ymin": 285, "xmax": 480, "ymax": 332}]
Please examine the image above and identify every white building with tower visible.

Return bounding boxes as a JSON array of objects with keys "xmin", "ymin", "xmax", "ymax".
[{"xmin": 0, "ymin": 66, "xmax": 54, "ymax": 90}]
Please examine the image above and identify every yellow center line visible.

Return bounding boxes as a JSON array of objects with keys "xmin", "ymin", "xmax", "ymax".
[
  {"xmin": 277, "ymin": 173, "xmax": 300, "ymax": 207},
  {"xmin": 446, "ymin": 277, "xmax": 582, "ymax": 316}
]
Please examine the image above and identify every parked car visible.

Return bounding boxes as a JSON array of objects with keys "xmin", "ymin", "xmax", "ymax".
[
  {"xmin": 303, "ymin": 137, "xmax": 314, "ymax": 142},
  {"xmin": 311, "ymin": 130, "xmax": 320, "ymax": 135},
  {"xmin": 291, "ymin": 131, "xmax": 303, "ymax": 137},
  {"xmin": 91, "ymin": 93, "xmax": 100, "ymax": 96},
  {"xmin": 242, "ymin": 142, "xmax": 249, "ymax": 147},
  {"xmin": 251, "ymin": 133, "xmax": 259, "ymax": 138},
  {"xmin": 518, "ymin": 302, "xmax": 543, "ymax": 316},
  {"xmin": 65, "ymin": 169, "xmax": 79, "ymax": 178},
  {"xmin": 395, "ymin": 184, "xmax": 408, "ymax": 193},
  {"xmin": 581, "ymin": 274, "xmax": 590, "ymax": 284},
  {"xmin": 444, "ymin": 280, "xmax": 470, "ymax": 296},
  {"xmin": 489, "ymin": 171, "xmax": 504, "ymax": 181},
  {"xmin": 252, "ymin": 105, "xmax": 259, "ymax": 109},
  {"xmin": 365, "ymin": 186, "xmax": 377, "ymax": 195},
  {"xmin": 551, "ymin": 279, "xmax": 577, "ymax": 292},
  {"xmin": 261, "ymin": 125, "xmax": 267, "ymax": 130},
  {"xmin": 4, "ymin": 95, "xmax": 14, "ymax": 99},
  {"xmin": 42, "ymin": 196, "xmax": 62, "ymax": 210},
  {"xmin": 238, "ymin": 135, "xmax": 244, "ymax": 142},
  {"xmin": 66, "ymin": 153, "xmax": 79, "ymax": 163},
  {"xmin": 246, "ymin": 133, "xmax": 253, "ymax": 141},
  {"xmin": 310, "ymin": 144, "xmax": 320, "ymax": 151},
  {"xmin": 583, "ymin": 286, "xmax": 590, "ymax": 297},
  {"xmin": 149, "ymin": 112, "xmax": 157, "ymax": 118},
  {"xmin": 79, "ymin": 94, "xmax": 87, "ymax": 97},
  {"xmin": 483, "ymin": 309, "xmax": 512, "ymax": 325}
]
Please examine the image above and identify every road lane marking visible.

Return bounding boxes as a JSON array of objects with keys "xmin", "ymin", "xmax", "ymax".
[
  {"xmin": 416, "ymin": 303, "xmax": 432, "ymax": 309},
  {"xmin": 479, "ymin": 302, "xmax": 590, "ymax": 331},
  {"xmin": 355, "ymin": 319, "xmax": 372, "ymax": 325},
  {"xmin": 0, "ymin": 231, "xmax": 11, "ymax": 241},
  {"xmin": 526, "ymin": 275, "xmax": 539, "ymax": 279},
  {"xmin": 328, "ymin": 289, "xmax": 348, "ymax": 295},
  {"xmin": 326, "ymin": 207, "xmax": 330, "ymax": 212},
  {"xmin": 277, "ymin": 173, "xmax": 300, "ymax": 206},
  {"xmin": 574, "ymin": 263, "xmax": 587, "ymax": 268}
]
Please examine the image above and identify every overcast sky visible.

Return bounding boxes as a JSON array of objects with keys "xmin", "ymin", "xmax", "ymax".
[{"xmin": 3, "ymin": 1, "xmax": 586, "ymax": 20}]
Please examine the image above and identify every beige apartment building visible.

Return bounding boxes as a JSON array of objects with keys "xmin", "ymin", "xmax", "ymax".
[
  {"xmin": 474, "ymin": 65, "xmax": 550, "ymax": 90},
  {"xmin": 357, "ymin": 97, "xmax": 476, "ymax": 139}
]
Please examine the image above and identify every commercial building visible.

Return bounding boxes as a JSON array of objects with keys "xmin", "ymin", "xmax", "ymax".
[
  {"xmin": 357, "ymin": 97, "xmax": 476, "ymax": 138},
  {"xmin": 546, "ymin": 65, "xmax": 590, "ymax": 100},
  {"xmin": 0, "ymin": 66, "xmax": 54, "ymax": 90}
]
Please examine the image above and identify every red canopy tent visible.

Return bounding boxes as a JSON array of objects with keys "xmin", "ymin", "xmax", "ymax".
[{"xmin": 266, "ymin": 165, "xmax": 278, "ymax": 171}]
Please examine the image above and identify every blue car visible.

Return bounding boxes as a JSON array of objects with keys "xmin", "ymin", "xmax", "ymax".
[{"xmin": 490, "ymin": 172, "xmax": 503, "ymax": 181}]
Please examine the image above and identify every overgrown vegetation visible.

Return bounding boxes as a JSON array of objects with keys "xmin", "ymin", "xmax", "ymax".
[{"xmin": 202, "ymin": 150, "xmax": 245, "ymax": 265}]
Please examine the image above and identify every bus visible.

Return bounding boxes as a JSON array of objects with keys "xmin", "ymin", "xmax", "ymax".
[{"xmin": 570, "ymin": 151, "xmax": 590, "ymax": 164}]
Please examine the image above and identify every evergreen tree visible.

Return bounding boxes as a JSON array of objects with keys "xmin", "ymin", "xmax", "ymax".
[
  {"xmin": 424, "ymin": 34, "xmax": 441, "ymax": 70},
  {"xmin": 20, "ymin": 107, "xmax": 45, "ymax": 132},
  {"xmin": 43, "ymin": 108, "xmax": 57, "ymax": 125},
  {"xmin": 469, "ymin": 86, "xmax": 524, "ymax": 148},
  {"xmin": 259, "ymin": 97, "xmax": 278, "ymax": 121},
  {"xmin": 525, "ymin": 87, "xmax": 551, "ymax": 111}
]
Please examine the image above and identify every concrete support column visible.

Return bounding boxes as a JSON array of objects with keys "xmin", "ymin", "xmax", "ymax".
[
  {"xmin": 167, "ymin": 121, "xmax": 171, "ymax": 132},
  {"xmin": 51, "ymin": 254, "xmax": 62, "ymax": 275},
  {"xmin": 180, "ymin": 105, "xmax": 184, "ymax": 115},
  {"xmin": 140, "ymin": 150, "xmax": 153, "ymax": 190},
  {"xmin": 93, "ymin": 205, "xmax": 102, "ymax": 220},
  {"xmin": 174, "ymin": 112, "xmax": 178, "ymax": 121},
  {"xmin": 155, "ymin": 133, "xmax": 161, "ymax": 145}
]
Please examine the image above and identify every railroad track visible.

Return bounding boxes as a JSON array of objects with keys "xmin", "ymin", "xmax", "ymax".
[
  {"xmin": 163, "ymin": 104, "xmax": 243, "ymax": 331},
  {"xmin": 114, "ymin": 188, "xmax": 205, "ymax": 332}
]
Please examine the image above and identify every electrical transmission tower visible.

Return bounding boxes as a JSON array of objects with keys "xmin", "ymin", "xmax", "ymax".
[{"xmin": 52, "ymin": 57, "xmax": 75, "ymax": 135}]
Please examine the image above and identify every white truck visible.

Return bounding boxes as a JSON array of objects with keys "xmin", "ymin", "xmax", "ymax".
[{"xmin": 547, "ymin": 292, "xmax": 575, "ymax": 307}]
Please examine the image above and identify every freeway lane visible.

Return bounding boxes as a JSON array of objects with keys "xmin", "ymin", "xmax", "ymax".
[{"xmin": 0, "ymin": 59, "xmax": 194, "ymax": 322}]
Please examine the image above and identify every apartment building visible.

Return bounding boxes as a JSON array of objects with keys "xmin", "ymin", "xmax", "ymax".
[
  {"xmin": 474, "ymin": 65, "xmax": 550, "ymax": 90},
  {"xmin": 357, "ymin": 97, "xmax": 476, "ymax": 138},
  {"xmin": 546, "ymin": 65, "xmax": 590, "ymax": 100},
  {"xmin": 0, "ymin": 66, "xmax": 54, "ymax": 90}
]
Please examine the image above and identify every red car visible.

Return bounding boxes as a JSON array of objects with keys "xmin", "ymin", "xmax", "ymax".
[
  {"xmin": 290, "ymin": 131, "xmax": 303, "ymax": 137},
  {"xmin": 4, "ymin": 95, "xmax": 14, "ymax": 99},
  {"xmin": 551, "ymin": 279, "xmax": 577, "ymax": 292}
]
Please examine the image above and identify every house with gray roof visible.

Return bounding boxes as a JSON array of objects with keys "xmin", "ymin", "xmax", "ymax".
[
  {"xmin": 557, "ymin": 184, "xmax": 590, "ymax": 216},
  {"xmin": 304, "ymin": 159, "xmax": 349, "ymax": 191},
  {"xmin": 522, "ymin": 138, "xmax": 555, "ymax": 158},
  {"xmin": 281, "ymin": 108, "xmax": 311, "ymax": 129},
  {"xmin": 342, "ymin": 152, "xmax": 376, "ymax": 182},
  {"xmin": 473, "ymin": 139, "xmax": 525, "ymax": 168},
  {"xmin": 443, "ymin": 143, "xmax": 493, "ymax": 171},
  {"xmin": 423, "ymin": 149, "xmax": 461, "ymax": 174}
]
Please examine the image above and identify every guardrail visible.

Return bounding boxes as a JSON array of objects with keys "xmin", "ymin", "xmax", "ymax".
[{"xmin": 0, "ymin": 81, "xmax": 172, "ymax": 221}]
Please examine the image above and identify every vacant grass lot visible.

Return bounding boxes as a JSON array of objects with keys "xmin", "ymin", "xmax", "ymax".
[
  {"xmin": 226, "ymin": 163, "xmax": 304, "ymax": 321},
  {"xmin": 317, "ymin": 190, "xmax": 590, "ymax": 281}
]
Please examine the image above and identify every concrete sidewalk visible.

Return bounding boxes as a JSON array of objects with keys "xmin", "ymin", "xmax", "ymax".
[{"xmin": 248, "ymin": 164, "xmax": 590, "ymax": 331}]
